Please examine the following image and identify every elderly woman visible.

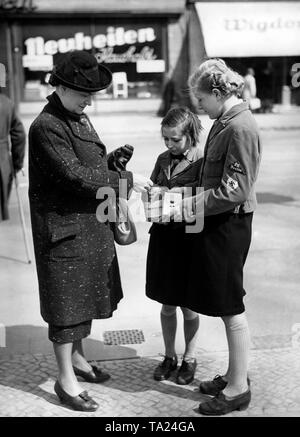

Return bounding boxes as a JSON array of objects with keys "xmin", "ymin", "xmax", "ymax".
[{"xmin": 28, "ymin": 50, "xmax": 152, "ymax": 412}]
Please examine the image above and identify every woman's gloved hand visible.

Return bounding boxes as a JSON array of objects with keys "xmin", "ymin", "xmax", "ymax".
[{"xmin": 107, "ymin": 144, "xmax": 134, "ymax": 172}]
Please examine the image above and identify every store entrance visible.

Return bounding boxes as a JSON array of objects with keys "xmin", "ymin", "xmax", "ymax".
[{"xmin": 225, "ymin": 57, "xmax": 300, "ymax": 111}]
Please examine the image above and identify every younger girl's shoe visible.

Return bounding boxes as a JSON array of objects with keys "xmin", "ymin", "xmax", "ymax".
[
  {"xmin": 176, "ymin": 359, "xmax": 197, "ymax": 385},
  {"xmin": 198, "ymin": 389, "xmax": 251, "ymax": 416},
  {"xmin": 153, "ymin": 355, "xmax": 178, "ymax": 381},
  {"xmin": 54, "ymin": 380, "xmax": 99, "ymax": 412}
]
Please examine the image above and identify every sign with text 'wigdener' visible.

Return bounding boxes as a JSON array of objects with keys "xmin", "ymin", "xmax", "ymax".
[{"xmin": 195, "ymin": 2, "xmax": 300, "ymax": 57}]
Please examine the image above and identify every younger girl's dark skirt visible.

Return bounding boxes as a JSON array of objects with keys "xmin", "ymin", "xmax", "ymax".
[
  {"xmin": 146, "ymin": 213, "xmax": 253, "ymax": 317},
  {"xmin": 146, "ymin": 223, "xmax": 199, "ymax": 309}
]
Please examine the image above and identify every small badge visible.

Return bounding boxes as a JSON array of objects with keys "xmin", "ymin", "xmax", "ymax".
[
  {"xmin": 226, "ymin": 176, "xmax": 239, "ymax": 192},
  {"xmin": 229, "ymin": 161, "xmax": 245, "ymax": 174}
]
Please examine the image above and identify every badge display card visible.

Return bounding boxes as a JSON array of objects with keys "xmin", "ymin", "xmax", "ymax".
[{"xmin": 162, "ymin": 191, "xmax": 182, "ymax": 217}]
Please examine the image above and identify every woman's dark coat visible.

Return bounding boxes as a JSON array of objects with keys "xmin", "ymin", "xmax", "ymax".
[
  {"xmin": 0, "ymin": 93, "xmax": 26, "ymax": 220},
  {"xmin": 28, "ymin": 92, "xmax": 133, "ymax": 326}
]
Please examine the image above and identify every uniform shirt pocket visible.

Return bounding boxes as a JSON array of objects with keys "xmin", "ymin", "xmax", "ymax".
[{"xmin": 204, "ymin": 153, "xmax": 224, "ymax": 178}]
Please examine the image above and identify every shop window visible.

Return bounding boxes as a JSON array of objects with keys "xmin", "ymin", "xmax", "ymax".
[{"xmin": 112, "ymin": 72, "xmax": 128, "ymax": 98}]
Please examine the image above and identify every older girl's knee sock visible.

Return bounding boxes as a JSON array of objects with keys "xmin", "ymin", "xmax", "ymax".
[{"xmin": 222, "ymin": 313, "xmax": 250, "ymax": 396}]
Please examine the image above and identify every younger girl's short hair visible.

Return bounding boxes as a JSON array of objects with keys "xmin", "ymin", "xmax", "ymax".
[
  {"xmin": 189, "ymin": 58, "xmax": 244, "ymax": 98},
  {"xmin": 161, "ymin": 106, "xmax": 203, "ymax": 148}
]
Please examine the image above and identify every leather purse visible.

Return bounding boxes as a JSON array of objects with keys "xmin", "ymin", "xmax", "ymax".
[{"xmin": 113, "ymin": 197, "xmax": 137, "ymax": 246}]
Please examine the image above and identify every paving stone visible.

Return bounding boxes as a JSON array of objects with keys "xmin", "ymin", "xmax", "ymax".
[{"xmin": 0, "ymin": 348, "xmax": 300, "ymax": 417}]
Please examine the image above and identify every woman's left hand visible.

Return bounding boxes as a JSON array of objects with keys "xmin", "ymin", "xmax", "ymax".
[{"xmin": 132, "ymin": 173, "xmax": 153, "ymax": 192}]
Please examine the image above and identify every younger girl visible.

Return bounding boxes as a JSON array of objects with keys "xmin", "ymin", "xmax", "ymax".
[{"xmin": 146, "ymin": 106, "xmax": 203, "ymax": 385}]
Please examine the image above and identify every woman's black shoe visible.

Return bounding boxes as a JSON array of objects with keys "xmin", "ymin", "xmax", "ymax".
[
  {"xmin": 73, "ymin": 365, "xmax": 110, "ymax": 383},
  {"xmin": 176, "ymin": 359, "xmax": 197, "ymax": 385},
  {"xmin": 199, "ymin": 389, "xmax": 251, "ymax": 415},
  {"xmin": 199, "ymin": 375, "xmax": 251, "ymax": 396},
  {"xmin": 54, "ymin": 380, "xmax": 99, "ymax": 412},
  {"xmin": 153, "ymin": 356, "xmax": 178, "ymax": 381}
]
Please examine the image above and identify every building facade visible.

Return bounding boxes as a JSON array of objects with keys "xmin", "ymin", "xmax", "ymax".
[
  {"xmin": 0, "ymin": 0, "xmax": 185, "ymax": 105},
  {"xmin": 0, "ymin": 0, "xmax": 299, "ymax": 109}
]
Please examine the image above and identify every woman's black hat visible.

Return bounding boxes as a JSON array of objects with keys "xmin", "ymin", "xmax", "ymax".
[{"xmin": 49, "ymin": 50, "xmax": 112, "ymax": 92}]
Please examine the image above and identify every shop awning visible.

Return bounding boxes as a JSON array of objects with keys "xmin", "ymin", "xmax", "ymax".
[
  {"xmin": 27, "ymin": 0, "xmax": 186, "ymax": 15},
  {"xmin": 195, "ymin": 2, "xmax": 300, "ymax": 57}
]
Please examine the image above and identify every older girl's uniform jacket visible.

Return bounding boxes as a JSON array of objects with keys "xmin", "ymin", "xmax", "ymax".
[
  {"xmin": 195, "ymin": 102, "xmax": 261, "ymax": 216},
  {"xmin": 29, "ymin": 92, "xmax": 133, "ymax": 326}
]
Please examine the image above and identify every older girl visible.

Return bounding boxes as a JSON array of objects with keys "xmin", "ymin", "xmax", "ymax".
[
  {"xmin": 146, "ymin": 106, "xmax": 203, "ymax": 385},
  {"xmin": 182, "ymin": 58, "xmax": 262, "ymax": 415}
]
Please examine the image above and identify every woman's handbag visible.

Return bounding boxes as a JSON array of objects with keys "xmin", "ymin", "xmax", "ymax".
[{"xmin": 113, "ymin": 197, "xmax": 137, "ymax": 245}]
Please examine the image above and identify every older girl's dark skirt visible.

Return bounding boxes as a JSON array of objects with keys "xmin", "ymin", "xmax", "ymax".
[{"xmin": 146, "ymin": 212, "xmax": 253, "ymax": 317}]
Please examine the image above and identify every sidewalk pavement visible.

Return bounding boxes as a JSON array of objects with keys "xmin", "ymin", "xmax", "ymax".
[{"xmin": 1, "ymin": 346, "xmax": 299, "ymax": 417}]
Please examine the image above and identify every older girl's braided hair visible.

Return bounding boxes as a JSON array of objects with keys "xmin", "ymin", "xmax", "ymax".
[
  {"xmin": 161, "ymin": 106, "xmax": 203, "ymax": 148},
  {"xmin": 189, "ymin": 58, "xmax": 244, "ymax": 98}
]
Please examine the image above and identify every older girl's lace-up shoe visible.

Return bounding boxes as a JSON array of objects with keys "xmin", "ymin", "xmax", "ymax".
[
  {"xmin": 199, "ymin": 375, "xmax": 227, "ymax": 396},
  {"xmin": 199, "ymin": 374, "xmax": 251, "ymax": 396},
  {"xmin": 153, "ymin": 355, "xmax": 178, "ymax": 381},
  {"xmin": 198, "ymin": 388, "xmax": 251, "ymax": 415}
]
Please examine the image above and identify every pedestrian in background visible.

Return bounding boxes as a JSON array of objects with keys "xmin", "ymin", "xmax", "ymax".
[
  {"xmin": 146, "ymin": 106, "xmax": 203, "ymax": 386},
  {"xmin": 178, "ymin": 58, "xmax": 262, "ymax": 415},
  {"xmin": 242, "ymin": 68, "xmax": 257, "ymax": 102},
  {"xmin": 0, "ymin": 88, "xmax": 26, "ymax": 221},
  {"xmin": 242, "ymin": 68, "xmax": 261, "ymax": 112},
  {"xmin": 28, "ymin": 50, "xmax": 152, "ymax": 412}
]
